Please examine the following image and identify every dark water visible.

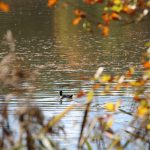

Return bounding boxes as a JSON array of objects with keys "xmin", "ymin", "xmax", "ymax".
[{"xmin": 0, "ymin": 1, "xmax": 150, "ymax": 149}]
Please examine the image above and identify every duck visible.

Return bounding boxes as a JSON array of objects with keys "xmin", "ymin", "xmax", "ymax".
[{"xmin": 59, "ymin": 90, "xmax": 73, "ymax": 100}]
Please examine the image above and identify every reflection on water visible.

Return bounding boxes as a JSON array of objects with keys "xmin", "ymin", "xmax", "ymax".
[{"xmin": 0, "ymin": 0, "xmax": 150, "ymax": 149}]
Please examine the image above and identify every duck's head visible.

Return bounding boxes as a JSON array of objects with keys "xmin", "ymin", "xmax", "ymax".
[{"xmin": 60, "ymin": 90, "xmax": 63, "ymax": 96}]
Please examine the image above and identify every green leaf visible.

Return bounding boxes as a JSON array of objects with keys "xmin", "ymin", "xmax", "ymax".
[
  {"xmin": 111, "ymin": 4, "xmax": 123, "ymax": 12},
  {"xmin": 144, "ymin": 42, "xmax": 150, "ymax": 47},
  {"xmin": 85, "ymin": 140, "xmax": 92, "ymax": 150}
]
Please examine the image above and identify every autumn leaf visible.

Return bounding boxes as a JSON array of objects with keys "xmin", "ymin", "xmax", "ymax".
[
  {"xmin": 144, "ymin": 41, "xmax": 150, "ymax": 47},
  {"xmin": 47, "ymin": 105, "xmax": 75, "ymax": 127},
  {"xmin": 102, "ymin": 13, "xmax": 110, "ymax": 25},
  {"xmin": 101, "ymin": 25, "xmax": 110, "ymax": 36},
  {"xmin": 143, "ymin": 61, "xmax": 150, "ymax": 69},
  {"xmin": 48, "ymin": 0, "xmax": 57, "ymax": 7},
  {"xmin": 133, "ymin": 95, "xmax": 143, "ymax": 102},
  {"xmin": 76, "ymin": 90, "xmax": 86, "ymax": 98},
  {"xmin": 112, "ymin": 0, "xmax": 122, "ymax": 5},
  {"xmin": 106, "ymin": 117, "xmax": 113, "ymax": 128},
  {"xmin": 87, "ymin": 90, "xmax": 94, "ymax": 103},
  {"xmin": 0, "ymin": 2, "xmax": 9, "ymax": 12},
  {"xmin": 84, "ymin": 0, "xmax": 103, "ymax": 5},
  {"xmin": 104, "ymin": 100, "xmax": 121, "ymax": 112},
  {"xmin": 114, "ymin": 84, "xmax": 121, "ymax": 91},
  {"xmin": 92, "ymin": 83, "xmax": 100, "ymax": 90},
  {"xmin": 125, "ymin": 67, "xmax": 135, "ymax": 77},
  {"xmin": 100, "ymin": 74, "xmax": 111, "ymax": 82},
  {"xmin": 109, "ymin": 12, "xmax": 121, "ymax": 20},
  {"xmin": 130, "ymin": 80, "xmax": 145, "ymax": 87},
  {"xmin": 74, "ymin": 9, "xmax": 86, "ymax": 18},
  {"xmin": 146, "ymin": 124, "xmax": 150, "ymax": 130},
  {"xmin": 122, "ymin": 5, "xmax": 136, "ymax": 15},
  {"xmin": 72, "ymin": 17, "xmax": 82, "ymax": 25},
  {"xmin": 137, "ymin": 106, "xmax": 148, "ymax": 117}
]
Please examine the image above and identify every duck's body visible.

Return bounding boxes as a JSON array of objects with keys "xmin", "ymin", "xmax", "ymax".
[{"xmin": 60, "ymin": 91, "xmax": 73, "ymax": 99}]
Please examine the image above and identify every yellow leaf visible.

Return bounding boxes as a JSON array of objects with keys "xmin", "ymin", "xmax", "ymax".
[
  {"xmin": 146, "ymin": 124, "xmax": 150, "ymax": 130},
  {"xmin": 106, "ymin": 118, "xmax": 113, "ymax": 128},
  {"xmin": 137, "ymin": 106, "xmax": 148, "ymax": 117},
  {"xmin": 47, "ymin": 105, "xmax": 75, "ymax": 127},
  {"xmin": 144, "ymin": 42, "xmax": 150, "ymax": 47},
  {"xmin": 113, "ymin": 0, "xmax": 121, "ymax": 5},
  {"xmin": 104, "ymin": 103, "xmax": 115, "ymax": 111},
  {"xmin": 87, "ymin": 90, "xmax": 94, "ymax": 103},
  {"xmin": 104, "ymin": 100, "xmax": 121, "ymax": 112},
  {"xmin": 100, "ymin": 74, "xmax": 111, "ymax": 82}
]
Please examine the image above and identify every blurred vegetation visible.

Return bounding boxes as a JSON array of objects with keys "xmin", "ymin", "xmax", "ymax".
[{"xmin": 0, "ymin": 0, "xmax": 150, "ymax": 150}]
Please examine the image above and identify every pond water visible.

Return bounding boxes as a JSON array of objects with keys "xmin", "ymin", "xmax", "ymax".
[{"xmin": 0, "ymin": 0, "xmax": 150, "ymax": 149}]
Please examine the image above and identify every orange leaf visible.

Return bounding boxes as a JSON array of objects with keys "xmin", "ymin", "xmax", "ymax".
[
  {"xmin": 0, "ymin": 2, "xmax": 9, "ymax": 12},
  {"xmin": 102, "ymin": 13, "xmax": 110, "ymax": 25},
  {"xmin": 74, "ymin": 9, "xmax": 86, "ymax": 18},
  {"xmin": 76, "ymin": 90, "xmax": 86, "ymax": 98},
  {"xmin": 72, "ymin": 17, "xmax": 82, "ymax": 25},
  {"xmin": 122, "ymin": 5, "xmax": 135, "ymax": 15},
  {"xmin": 133, "ymin": 95, "xmax": 141, "ymax": 102},
  {"xmin": 125, "ymin": 67, "xmax": 135, "ymax": 77},
  {"xmin": 143, "ymin": 61, "xmax": 150, "ymax": 69},
  {"xmin": 114, "ymin": 84, "xmax": 121, "ymax": 91},
  {"xmin": 48, "ymin": 0, "xmax": 58, "ymax": 7},
  {"xmin": 92, "ymin": 83, "xmax": 100, "ymax": 90},
  {"xmin": 84, "ymin": 0, "xmax": 103, "ymax": 4},
  {"xmin": 101, "ymin": 25, "xmax": 109, "ymax": 36},
  {"xmin": 109, "ymin": 12, "xmax": 121, "ymax": 20}
]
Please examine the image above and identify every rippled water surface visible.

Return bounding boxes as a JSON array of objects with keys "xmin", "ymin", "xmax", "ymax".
[{"xmin": 0, "ymin": 1, "xmax": 150, "ymax": 149}]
